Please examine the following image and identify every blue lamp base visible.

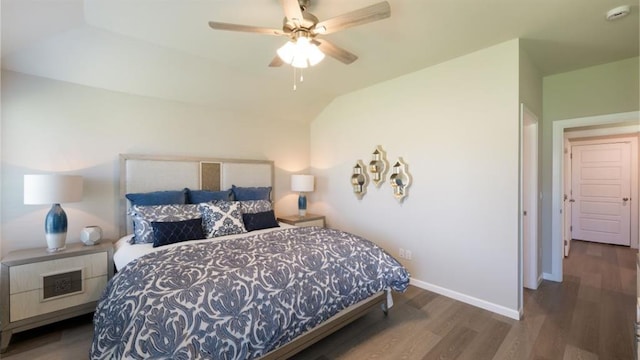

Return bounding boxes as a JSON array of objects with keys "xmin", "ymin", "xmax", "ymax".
[
  {"xmin": 45, "ymin": 204, "xmax": 68, "ymax": 252},
  {"xmin": 298, "ymin": 193, "xmax": 307, "ymax": 217}
]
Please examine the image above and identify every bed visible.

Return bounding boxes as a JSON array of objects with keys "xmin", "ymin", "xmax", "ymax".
[{"xmin": 90, "ymin": 154, "xmax": 410, "ymax": 359}]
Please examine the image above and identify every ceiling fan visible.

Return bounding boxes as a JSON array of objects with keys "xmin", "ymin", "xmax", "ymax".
[{"xmin": 208, "ymin": 0, "xmax": 391, "ymax": 68}]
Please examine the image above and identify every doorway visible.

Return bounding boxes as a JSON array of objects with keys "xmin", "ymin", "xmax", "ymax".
[{"xmin": 550, "ymin": 111, "xmax": 639, "ymax": 282}]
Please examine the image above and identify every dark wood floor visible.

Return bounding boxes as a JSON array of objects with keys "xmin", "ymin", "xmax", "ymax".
[{"xmin": 2, "ymin": 240, "xmax": 636, "ymax": 360}]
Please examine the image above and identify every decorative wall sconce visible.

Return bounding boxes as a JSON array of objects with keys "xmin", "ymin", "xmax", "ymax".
[
  {"xmin": 368, "ymin": 145, "xmax": 388, "ymax": 188},
  {"xmin": 390, "ymin": 158, "xmax": 411, "ymax": 202},
  {"xmin": 351, "ymin": 160, "xmax": 369, "ymax": 200}
]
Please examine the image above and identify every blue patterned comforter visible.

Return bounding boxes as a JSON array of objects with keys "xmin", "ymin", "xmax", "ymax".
[{"xmin": 91, "ymin": 227, "xmax": 410, "ymax": 359}]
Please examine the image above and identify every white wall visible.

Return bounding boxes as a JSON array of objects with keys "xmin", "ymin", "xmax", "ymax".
[
  {"xmin": 519, "ymin": 47, "xmax": 542, "ymax": 117},
  {"xmin": 0, "ymin": 71, "xmax": 310, "ymax": 255},
  {"xmin": 518, "ymin": 47, "xmax": 543, "ymax": 294},
  {"xmin": 310, "ymin": 39, "xmax": 521, "ymax": 317}
]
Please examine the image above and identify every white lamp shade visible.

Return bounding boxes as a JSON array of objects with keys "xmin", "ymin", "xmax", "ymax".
[
  {"xmin": 24, "ymin": 175, "xmax": 83, "ymax": 204},
  {"xmin": 291, "ymin": 175, "xmax": 314, "ymax": 192}
]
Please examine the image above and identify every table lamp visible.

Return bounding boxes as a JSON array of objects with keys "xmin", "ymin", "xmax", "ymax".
[
  {"xmin": 24, "ymin": 174, "xmax": 83, "ymax": 252},
  {"xmin": 291, "ymin": 174, "xmax": 314, "ymax": 217}
]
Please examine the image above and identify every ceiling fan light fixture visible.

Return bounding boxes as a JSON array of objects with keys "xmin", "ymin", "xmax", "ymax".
[
  {"xmin": 277, "ymin": 36, "xmax": 325, "ymax": 68},
  {"xmin": 291, "ymin": 55, "xmax": 310, "ymax": 68},
  {"xmin": 277, "ymin": 40, "xmax": 297, "ymax": 64},
  {"xmin": 306, "ymin": 42, "xmax": 325, "ymax": 66}
]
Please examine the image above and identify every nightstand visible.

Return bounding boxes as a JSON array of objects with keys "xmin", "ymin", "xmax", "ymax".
[
  {"xmin": 277, "ymin": 213, "xmax": 326, "ymax": 228},
  {"xmin": 0, "ymin": 242, "xmax": 114, "ymax": 353}
]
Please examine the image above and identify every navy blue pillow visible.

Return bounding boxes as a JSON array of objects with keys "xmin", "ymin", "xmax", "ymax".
[
  {"xmin": 151, "ymin": 218, "xmax": 204, "ymax": 247},
  {"xmin": 242, "ymin": 210, "xmax": 280, "ymax": 232},
  {"xmin": 126, "ymin": 189, "xmax": 188, "ymax": 206},
  {"xmin": 188, "ymin": 189, "xmax": 231, "ymax": 203},
  {"xmin": 231, "ymin": 185, "xmax": 272, "ymax": 201}
]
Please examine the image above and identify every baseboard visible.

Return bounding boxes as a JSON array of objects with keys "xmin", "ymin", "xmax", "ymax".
[
  {"xmin": 542, "ymin": 272, "xmax": 561, "ymax": 282},
  {"xmin": 409, "ymin": 278, "xmax": 520, "ymax": 320}
]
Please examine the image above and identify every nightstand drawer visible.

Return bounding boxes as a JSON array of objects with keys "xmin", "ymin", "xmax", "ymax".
[
  {"xmin": 9, "ymin": 252, "xmax": 107, "ymax": 294},
  {"xmin": 10, "ymin": 275, "xmax": 108, "ymax": 322}
]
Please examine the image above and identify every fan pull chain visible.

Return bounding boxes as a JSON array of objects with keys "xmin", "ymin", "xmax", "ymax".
[
  {"xmin": 293, "ymin": 67, "xmax": 297, "ymax": 91},
  {"xmin": 291, "ymin": 68, "xmax": 305, "ymax": 91}
]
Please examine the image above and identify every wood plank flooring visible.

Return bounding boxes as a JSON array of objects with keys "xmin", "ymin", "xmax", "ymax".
[{"xmin": 1, "ymin": 240, "xmax": 635, "ymax": 360}]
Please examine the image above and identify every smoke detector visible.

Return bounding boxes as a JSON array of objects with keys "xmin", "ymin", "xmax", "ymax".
[{"xmin": 606, "ymin": 5, "xmax": 631, "ymax": 21}]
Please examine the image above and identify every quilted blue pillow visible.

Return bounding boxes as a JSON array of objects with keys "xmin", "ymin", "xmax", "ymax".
[
  {"xmin": 242, "ymin": 210, "xmax": 280, "ymax": 232},
  {"xmin": 231, "ymin": 185, "xmax": 271, "ymax": 201},
  {"xmin": 188, "ymin": 189, "xmax": 231, "ymax": 203},
  {"xmin": 151, "ymin": 218, "xmax": 204, "ymax": 248},
  {"xmin": 126, "ymin": 189, "xmax": 187, "ymax": 206}
]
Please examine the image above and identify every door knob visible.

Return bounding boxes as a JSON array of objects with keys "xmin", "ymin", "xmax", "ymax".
[
  {"xmin": 569, "ymin": 199, "xmax": 575, "ymax": 203},
  {"xmin": 623, "ymin": 197, "xmax": 629, "ymax": 201}
]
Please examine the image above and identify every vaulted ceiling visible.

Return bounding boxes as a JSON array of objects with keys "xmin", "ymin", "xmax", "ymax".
[{"xmin": 2, "ymin": 0, "xmax": 638, "ymax": 123}]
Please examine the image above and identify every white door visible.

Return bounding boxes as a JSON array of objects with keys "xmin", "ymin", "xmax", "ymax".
[
  {"xmin": 522, "ymin": 106, "xmax": 538, "ymax": 290},
  {"xmin": 571, "ymin": 142, "xmax": 631, "ymax": 245},
  {"xmin": 563, "ymin": 137, "xmax": 572, "ymax": 256}
]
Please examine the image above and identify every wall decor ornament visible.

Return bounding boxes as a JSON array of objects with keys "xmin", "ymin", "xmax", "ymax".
[
  {"xmin": 390, "ymin": 157, "xmax": 411, "ymax": 202},
  {"xmin": 368, "ymin": 145, "xmax": 389, "ymax": 188},
  {"xmin": 351, "ymin": 160, "xmax": 369, "ymax": 200}
]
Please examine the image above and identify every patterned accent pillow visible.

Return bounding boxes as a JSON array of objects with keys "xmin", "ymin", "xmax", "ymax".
[
  {"xmin": 199, "ymin": 201, "xmax": 246, "ymax": 238},
  {"xmin": 128, "ymin": 204, "xmax": 201, "ymax": 244},
  {"xmin": 240, "ymin": 200, "xmax": 273, "ymax": 214},
  {"xmin": 151, "ymin": 218, "xmax": 205, "ymax": 248}
]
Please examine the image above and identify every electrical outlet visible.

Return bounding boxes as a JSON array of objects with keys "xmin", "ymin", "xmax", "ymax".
[
  {"xmin": 399, "ymin": 248, "xmax": 406, "ymax": 259},
  {"xmin": 405, "ymin": 250, "xmax": 412, "ymax": 261}
]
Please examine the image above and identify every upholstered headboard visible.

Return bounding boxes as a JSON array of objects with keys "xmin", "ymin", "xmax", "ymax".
[{"xmin": 119, "ymin": 154, "xmax": 274, "ymax": 236}]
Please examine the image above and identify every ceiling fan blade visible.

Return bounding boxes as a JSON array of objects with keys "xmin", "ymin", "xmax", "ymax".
[
  {"xmin": 314, "ymin": 39, "xmax": 358, "ymax": 64},
  {"xmin": 280, "ymin": 0, "xmax": 304, "ymax": 24},
  {"xmin": 208, "ymin": 21, "xmax": 284, "ymax": 36},
  {"xmin": 313, "ymin": 1, "xmax": 390, "ymax": 35},
  {"xmin": 269, "ymin": 55, "xmax": 284, "ymax": 67}
]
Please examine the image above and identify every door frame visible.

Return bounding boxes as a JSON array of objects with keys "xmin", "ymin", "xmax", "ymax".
[
  {"xmin": 521, "ymin": 104, "xmax": 539, "ymax": 290},
  {"xmin": 563, "ymin": 136, "xmax": 572, "ymax": 257},
  {"xmin": 550, "ymin": 111, "xmax": 639, "ymax": 282}
]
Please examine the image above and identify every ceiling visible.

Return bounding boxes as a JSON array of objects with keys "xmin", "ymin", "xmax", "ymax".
[{"xmin": 2, "ymin": 0, "xmax": 638, "ymax": 123}]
